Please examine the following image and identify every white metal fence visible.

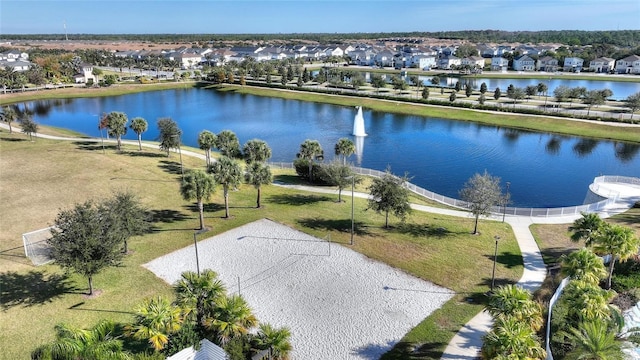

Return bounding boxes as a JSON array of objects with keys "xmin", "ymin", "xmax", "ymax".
[
  {"xmin": 269, "ymin": 163, "xmax": 638, "ymax": 218},
  {"xmin": 545, "ymin": 277, "xmax": 571, "ymax": 360}
]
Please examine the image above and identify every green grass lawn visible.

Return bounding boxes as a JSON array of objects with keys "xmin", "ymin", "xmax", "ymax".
[{"xmin": 0, "ymin": 129, "xmax": 522, "ymax": 359}]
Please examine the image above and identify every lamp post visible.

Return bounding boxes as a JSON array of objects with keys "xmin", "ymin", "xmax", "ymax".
[
  {"xmin": 502, "ymin": 181, "xmax": 510, "ymax": 223},
  {"xmin": 350, "ymin": 175, "xmax": 355, "ymax": 246},
  {"xmin": 193, "ymin": 228, "xmax": 207, "ymax": 275},
  {"xmin": 491, "ymin": 235, "xmax": 500, "ymax": 292}
]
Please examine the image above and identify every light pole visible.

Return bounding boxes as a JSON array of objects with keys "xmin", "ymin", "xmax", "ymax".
[
  {"xmin": 502, "ymin": 181, "xmax": 510, "ymax": 223},
  {"xmin": 350, "ymin": 175, "xmax": 355, "ymax": 246},
  {"xmin": 193, "ymin": 228, "xmax": 207, "ymax": 275},
  {"xmin": 491, "ymin": 235, "xmax": 500, "ymax": 292}
]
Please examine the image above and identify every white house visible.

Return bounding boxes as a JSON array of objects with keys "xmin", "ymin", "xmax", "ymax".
[
  {"xmin": 588, "ymin": 57, "xmax": 615, "ymax": 73},
  {"xmin": 490, "ymin": 57, "xmax": 509, "ymax": 72},
  {"xmin": 461, "ymin": 56, "xmax": 485, "ymax": 69},
  {"xmin": 74, "ymin": 63, "xmax": 96, "ymax": 84},
  {"xmin": 615, "ymin": 55, "xmax": 640, "ymax": 74},
  {"xmin": 0, "ymin": 59, "xmax": 31, "ymax": 72},
  {"xmin": 563, "ymin": 57, "xmax": 584, "ymax": 72},
  {"xmin": 167, "ymin": 339, "xmax": 228, "ymax": 360},
  {"xmin": 512, "ymin": 55, "xmax": 535, "ymax": 71},
  {"xmin": 410, "ymin": 55, "xmax": 437, "ymax": 70},
  {"xmin": 374, "ymin": 50, "xmax": 396, "ymax": 67},
  {"xmin": 437, "ymin": 55, "xmax": 461, "ymax": 69}
]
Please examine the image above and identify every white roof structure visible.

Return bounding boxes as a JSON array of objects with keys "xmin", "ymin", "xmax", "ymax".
[{"xmin": 166, "ymin": 339, "xmax": 229, "ymax": 360}]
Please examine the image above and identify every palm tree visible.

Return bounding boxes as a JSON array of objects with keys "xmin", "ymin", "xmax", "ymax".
[
  {"xmin": 242, "ymin": 139, "xmax": 272, "ymax": 164},
  {"xmin": 486, "ymin": 284, "xmax": 544, "ymax": 331},
  {"xmin": 180, "ymin": 169, "xmax": 216, "ymax": 230},
  {"xmin": 126, "ymin": 296, "xmax": 182, "ymax": 352},
  {"xmin": 563, "ymin": 280, "xmax": 617, "ymax": 322},
  {"xmin": 215, "ymin": 130, "xmax": 240, "ymax": 158},
  {"xmin": 334, "ymin": 137, "xmax": 355, "ymax": 165},
  {"xmin": 245, "ymin": 162, "xmax": 272, "ymax": 208},
  {"xmin": 208, "ymin": 156, "xmax": 242, "ymax": 218},
  {"xmin": 569, "ymin": 212, "xmax": 605, "ymax": 246},
  {"xmin": 174, "ymin": 270, "xmax": 226, "ymax": 332},
  {"xmin": 198, "ymin": 130, "xmax": 217, "ymax": 166},
  {"xmin": 105, "ymin": 111, "xmax": 128, "ymax": 151},
  {"xmin": 253, "ymin": 323, "xmax": 292, "ymax": 360},
  {"xmin": 32, "ymin": 320, "xmax": 131, "ymax": 360},
  {"xmin": 129, "ymin": 117, "xmax": 148, "ymax": 151},
  {"xmin": 297, "ymin": 139, "xmax": 324, "ymax": 181},
  {"xmin": 205, "ymin": 294, "xmax": 257, "ymax": 345},
  {"xmin": 563, "ymin": 321, "xmax": 623, "ymax": 360},
  {"xmin": 560, "ymin": 248, "xmax": 607, "ymax": 285},
  {"xmin": 592, "ymin": 223, "xmax": 640, "ymax": 289},
  {"xmin": 481, "ymin": 317, "xmax": 546, "ymax": 359},
  {"xmin": 0, "ymin": 105, "xmax": 18, "ymax": 133}
]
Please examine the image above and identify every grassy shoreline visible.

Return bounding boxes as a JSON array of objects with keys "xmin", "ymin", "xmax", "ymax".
[{"xmin": 2, "ymin": 81, "xmax": 639, "ymax": 143}]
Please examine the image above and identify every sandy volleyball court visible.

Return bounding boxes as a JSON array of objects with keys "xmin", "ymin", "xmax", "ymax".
[{"xmin": 144, "ymin": 219, "xmax": 454, "ymax": 359}]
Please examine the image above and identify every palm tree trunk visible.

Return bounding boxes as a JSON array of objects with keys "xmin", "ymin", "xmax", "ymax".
[
  {"xmin": 88, "ymin": 275, "xmax": 93, "ymax": 295},
  {"xmin": 256, "ymin": 187, "xmax": 262, "ymax": 208},
  {"xmin": 137, "ymin": 134, "xmax": 142, "ymax": 151},
  {"xmin": 8, "ymin": 122, "xmax": 12, "ymax": 133},
  {"xmin": 117, "ymin": 136, "xmax": 122, "ymax": 151},
  {"xmin": 198, "ymin": 201, "xmax": 205, "ymax": 230},
  {"xmin": 473, "ymin": 215, "xmax": 479, "ymax": 234},
  {"xmin": 607, "ymin": 257, "xmax": 616, "ymax": 289},
  {"xmin": 224, "ymin": 188, "xmax": 230, "ymax": 218},
  {"xmin": 123, "ymin": 240, "xmax": 128, "ymax": 254},
  {"xmin": 385, "ymin": 211, "xmax": 389, "ymax": 228}
]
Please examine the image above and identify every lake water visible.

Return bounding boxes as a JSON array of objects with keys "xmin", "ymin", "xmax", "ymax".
[{"xmin": 25, "ymin": 89, "xmax": 640, "ymax": 208}]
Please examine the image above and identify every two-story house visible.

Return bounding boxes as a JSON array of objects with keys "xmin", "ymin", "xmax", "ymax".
[
  {"xmin": 536, "ymin": 56, "xmax": 559, "ymax": 72},
  {"xmin": 588, "ymin": 57, "xmax": 615, "ymax": 73},
  {"xmin": 461, "ymin": 56, "xmax": 485, "ymax": 69},
  {"xmin": 437, "ymin": 54, "xmax": 461, "ymax": 70},
  {"xmin": 615, "ymin": 55, "xmax": 640, "ymax": 74},
  {"xmin": 490, "ymin": 57, "xmax": 509, "ymax": 72},
  {"xmin": 512, "ymin": 55, "xmax": 535, "ymax": 71},
  {"xmin": 563, "ymin": 57, "xmax": 584, "ymax": 72}
]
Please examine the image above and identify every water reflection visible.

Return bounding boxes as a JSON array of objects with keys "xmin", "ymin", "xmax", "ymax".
[
  {"xmin": 615, "ymin": 142, "xmax": 640, "ymax": 162},
  {"xmin": 546, "ymin": 136, "xmax": 563, "ymax": 155},
  {"xmin": 572, "ymin": 139, "xmax": 599, "ymax": 157}
]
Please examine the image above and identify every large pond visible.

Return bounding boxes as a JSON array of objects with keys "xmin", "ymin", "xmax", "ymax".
[{"xmin": 25, "ymin": 89, "xmax": 640, "ymax": 208}]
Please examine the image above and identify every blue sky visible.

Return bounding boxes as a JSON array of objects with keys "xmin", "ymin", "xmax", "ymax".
[{"xmin": 1, "ymin": 0, "xmax": 639, "ymax": 34}]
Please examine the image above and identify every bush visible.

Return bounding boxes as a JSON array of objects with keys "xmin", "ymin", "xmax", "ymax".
[{"xmin": 293, "ymin": 158, "xmax": 327, "ymax": 184}]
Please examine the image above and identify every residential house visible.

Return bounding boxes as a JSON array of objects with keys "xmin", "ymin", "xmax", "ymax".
[
  {"xmin": 348, "ymin": 49, "xmax": 375, "ymax": 66},
  {"xmin": 461, "ymin": 56, "xmax": 485, "ymax": 69},
  {"xmin": 615, "ymin": 55, "xmax": 640, "ymax": 74},
  {"xmin": 477, "ymin": 44, "xmax": 497, "ymax": 58},
  {"xmin": 437, "ymin": 54, "xmax": 461, "ymax": 70},
  {"xmin": 374, "ymin": 49, "xmax": 396, "ymax": 67},
  {"xmin": 410, "ymin": 55, "xmax": 437, "ymax": 70},
  {"xmin": 167, "ymin": 339, "xmax": 228, "ymax": 360},
  {"xmin": 178, "ymin": 53, "xmax": 203, "ymax": 69},
  {"xmin": 496, "ymin": 46, "xmax": 514, "ymax": 56},
  {"xmin": 536, "ymin": 56, "xmax": 559, "ymax": 72},
  {"xmin": 0, "ymin": 49, "xmax": 29, "ymax": 61},
  {"xmin": 512, "ymin": 55, "xmax": 535, "ymax": 71},
  {"xmin": 490, "ymin": 57, "xmax": 509, "ymax": 72},
  {"xmin": 588, "ymin": 57, "xmax": 615, "ymax": 73},
  {"xmin": 74, "ymin": 63, "xmax": 96, "ymax": 84},
  {"xmin": 563, "ymin": 57, "xmax": 584, "ymax": 72},
  {"xmin": 0, "ymin": 59, "xmax": 31, "ymax": 72}
]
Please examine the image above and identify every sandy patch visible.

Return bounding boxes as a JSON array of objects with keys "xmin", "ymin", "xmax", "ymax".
[{"xmin": 144, "ymin": 218, "xmax": 454, "ymax": 359}]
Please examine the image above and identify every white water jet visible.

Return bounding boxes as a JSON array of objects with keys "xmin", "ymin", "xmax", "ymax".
[{"xmin": 352, "ymin": 106, "xmax": 367, "ymax": 137}]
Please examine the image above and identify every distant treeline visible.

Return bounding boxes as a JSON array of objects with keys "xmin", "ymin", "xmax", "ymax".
[{"xmin": 2, "ymin": 30, "xmax": 639, "ymax": 47}]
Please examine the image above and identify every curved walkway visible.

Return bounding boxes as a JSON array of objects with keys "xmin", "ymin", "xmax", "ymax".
[{"xmin": 3, "ymin": 124, "xmax": 639, "ymax": 359}]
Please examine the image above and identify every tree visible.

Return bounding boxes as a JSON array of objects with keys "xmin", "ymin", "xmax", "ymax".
[
  {"xmin": 569, "ymin": 212, "xmax": 605, "ymax": 246},
  {"xmin": 48, "ymin": 200, "xmax": 125, "ymax": 295},
  {"xmin": 430, "ymin": 76, "xmax": 440, "ymax": 86},
  {"xmin": 104, "ymin": 191, "xmax": 150, "ymax": 254},
  {"xmin": 465, "ymin": 84, "xmax": 473, "ymax": 97},
  {"xmin": 174, "ymin": 270, "xmax": 226, "ymax": 332},
  {"xmin": 583, "ymin": 90, "xmax": 606, "ymax": 116},
  {"xmin": 208, "ymin": 156, "xmax": 242, "ymax": 219},
  {"xmin": 482, "ymin": 317, "xmax": 546, "ymax": 360},
  {"xmin": 21, "ymin": 115, "xmax": 38, "ymax": 140},
  {"xmin": 493, "ymin": 87, "xmax": 501, "ymax": 100},
  {"xmin": 455, "ymin": 43, "xmax": 479, "ymax": 58},
  {"xmin": 245, "ymin": 162, "xmax": 272, "ymax": 208},
  {"xmin": 454, "ymin": 81, "xmax": 461, "ymax": 92},
  {"xmin": 92, "ymin": 67, "xmax": 103, "ymax": 84},
  {"xmin": 127, "ymin": 296, "xmax": 182, "ymax": 352},
  {"xmin": 215, "ymin": 130, "xmax": 240, "ymax": 158},
  {"xmin": 180, "ymin": 169, "xmax": 216, "ymax": 230},
  {"xmin": 625, "ymin": 92, "xmax": 640, "ymax": 120},
  {"xmin": 478, "ymin": 94, "xmax": 486, "ymax": 105},
  {"xmin": 157, "ymin": 117, "xmax": 181, "ymax": 157},
  {"xmin": 537, "ymin": 82, "xmax": 548, "ymax": 97},
  {"xmin": 334, "ymin": 137, "xmax": 355, "ymax": 165},
  {"xmin": 105, "ymin": 111, "xmax": 128, "ymax": 151},
  {"xmin": 198, "ymin": 130, "xmax": 217, "ymax": 166},
  {"xmin": 421, "ymin": 86, "xmax": 429, "ymax": 100},
  {"xmin": 32, "ymin": 320, "xmax": 130, "ymax": 360},
  {"xmin": 409, "ymin": 75, "xmax": 422, "ymax": 97},
  {"xmin": 525, "ymin": 85, "xmax": 538, "ymax": 101},
  {"xmin": 242, "ymin": 139, "xmax": 272, "ymax": 164},
  {"xmin": 0, "ymin": 105, "xmax": 17, "ymax": 133},
  {"xmin": 449, "ymin": 92, "xmax": 456, "ymax": 102},
  {"xmin": 561, "ymin": 248, "xmax": 607, "ymax": 285},
  {"xmin": 480, "ymin": 82, "xmax": 488, "ymax": 94},
  {"xmin": 206, "ymin": 294, "xmax": 257, "ymax": 345},
  {"xmin": 486, "ymin": 284, "xmax": 544, "ymax": 331},
  {"xmin": 459, "ymin": 170, "xmax": 504, "ymax": 234},
  {"xmin": 367, "ymin": 167, "xmax": 411, "ymax": 228},
  {"xmin": 563, "ymin": 321, "xmax": 623, "ymax": 360},
  {"xmin": 320, "ymin": 160, "xmax": 359, "ymax": 203},
  {"xmin": 592, "ymin": 223, "xmax": 640, "ymax": 289},
  {"xmin": 297, "ymin": 139, "xmax": 324, "ymax": 181},
  {"xmin": 253, "ymin": 323, "xmax": 292, "ymax": 360},
  {"xmin": 554, "ymin": 85, "xmax": 572, "ymax": 103},
  {"xmin": 129, "ymin": 117, "xmax": 148, "ymax": 151},
  {"xmin": 370, "ymin": 73, "xmax": 385, "ymax": 93},
  {"xmin": 391, "ymin": 76, "xmax": 407, "ymax": 93}
]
